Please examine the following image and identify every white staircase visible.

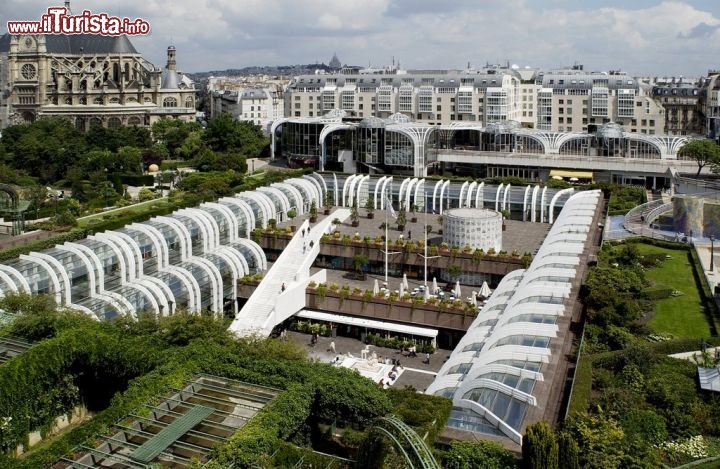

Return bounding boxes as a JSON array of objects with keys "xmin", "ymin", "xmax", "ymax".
[{"xmin": 229, "ymin": 208, "xmax": 351, "ymax": 337}]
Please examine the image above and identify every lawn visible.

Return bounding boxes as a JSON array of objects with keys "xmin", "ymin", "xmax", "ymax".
[
  {"xmin": 636, "ymin": 243, "xmax": 715, "ymax": 338},
  {"xmin": 77, "ymin": 198, "xmax": 171, "ymax": 228}
]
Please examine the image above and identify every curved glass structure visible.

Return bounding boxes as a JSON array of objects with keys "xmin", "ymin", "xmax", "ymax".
[
  {"xmin": 0, "ymin": 177, "xmax": 328, "ymax": 319},
  {"xmin": 426, "ymin": 190, "xmax": 601, "ymax": 444}
]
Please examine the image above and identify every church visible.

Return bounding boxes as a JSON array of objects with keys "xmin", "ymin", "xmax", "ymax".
[{"xmin": 0, "ymin": 6, "xmax": 195, "ymax": 130}]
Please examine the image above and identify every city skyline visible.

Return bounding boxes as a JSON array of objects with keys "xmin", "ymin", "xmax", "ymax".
[{"xmin": 1, "ymin": 0, "xmax": 719, "ymax": 77}]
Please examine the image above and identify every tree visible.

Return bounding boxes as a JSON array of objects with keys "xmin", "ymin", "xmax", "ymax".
[
  {"xmin": 678, "ymin": 138, "xmax": 720, "ymax": 177},
  {"xmin": 352, "ymin": 254, "xmax": 369, "ymax": 275},
  {"xmin": 203, "ymin": 113, "xmax": 269, "ymax": 156},
  {"xmin": 557, "ymin": 432, "xmax": 579, "ymax": 469},
  {"xmin": 522, "ymin": 422, "xmax": 558, "ymax": 469},
  {"xmin": 350, "ymin": 200, "xmax": 360, "ymax": 226},
  {"xmin": 446, "ymin": 264, "xmax": 462, "ymax": 281},
  {"xmin": 396, "ymin": 206, "xmax": 407, "ymax": 230},
  {"xmin": 441, "ymin": 440, "xmax": 519, "ymax": 469}
]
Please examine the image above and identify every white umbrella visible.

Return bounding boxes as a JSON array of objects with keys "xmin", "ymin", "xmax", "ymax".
[
  {"xmin": 399, "ymin": 282, "xmax": 405, "ymax": 298},
  {"xmin": 432, "ymin": 277, "xmax": 438, "ymax": 294},
  {"xmin": 373, "ymin": 279, "xmax": 380, "ymax": 296},
  {"xmin": 480, "ymin": 281, "xmax": 491, "ymax": 298},
  {"xmin": 470, "ymin": 291, "xmax": 478, "ymax": 307},
  {"xmin": 402, "ymin": 273, "xmax": 409, "ymax": 291},
  {"xmin": 552, "ymin": 175, "xmax": 563, "ymax": 180},
  {"xmin": 569, "ymin": 177, "xmax": 579, "ymax": 182},
  {"xmin": 454, "ymin": 280, "xmax": 461, "ymax": 298}
]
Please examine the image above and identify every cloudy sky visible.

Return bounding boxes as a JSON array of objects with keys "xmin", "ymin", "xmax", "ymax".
[{"xmin": 3, "ymin": 0, "xmax": 720, "ymax": 77}]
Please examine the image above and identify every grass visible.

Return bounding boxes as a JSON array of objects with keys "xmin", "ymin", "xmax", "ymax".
[
  {"xmin": 636, "ymin": 244, "xmax": 714, "ymax": 338},
  {"xmin": 76, "ymin": 198, "xmax": 171, "ymax": 228}
]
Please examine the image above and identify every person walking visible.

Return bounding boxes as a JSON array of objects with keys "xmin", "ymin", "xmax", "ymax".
[
  {"xmin": 423, "ymin": 353, "xmax": 430, "ymax": 364},
  {"xmin": 302, "ymin": 242, "xmax": 306, "ymax": 254},
  {"xmin": 281, "ymin": 282, "xmax": 286, "ymax": 293},
  {"xmin": 328, "ymin": 341, "xmax": 336, "ymax": 354}
]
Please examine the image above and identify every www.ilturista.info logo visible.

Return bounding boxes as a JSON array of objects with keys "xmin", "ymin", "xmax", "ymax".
[{"xmin": 7, "ymin": 7, "xmax": 151, "ymax": 36}]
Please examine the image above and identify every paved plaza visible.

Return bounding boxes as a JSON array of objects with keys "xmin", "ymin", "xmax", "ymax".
[{"xmin": 283, "ymin": 330, "xmax": 451, "ymax": 392}]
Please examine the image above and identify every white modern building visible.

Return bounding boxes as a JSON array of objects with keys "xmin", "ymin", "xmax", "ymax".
[{"xmin": 426, "ymin": 189, "xmax": 601, "ymax": 446}]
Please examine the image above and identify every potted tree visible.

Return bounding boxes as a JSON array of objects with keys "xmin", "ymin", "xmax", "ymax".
[
  {"xmin": 365, "ymin": 197, "xmax": 375, "ymax": 219},
  {"xmin": 352, "ymin": 253, "xmax": 369, "ymax": 280},
  {"xmin": 410, "ymin": 204, "xmax": 419, "ymax": 223},
  {"xmin": 323, "ymin": 191, "xmax": 333, "ymax": 215},
  {"xmin": 287, "ymin": 208, "xmax": 297, "ymax": 231},
  {"xmin": 350, "ymin": 200, "xmax": 360, "ymax": 227},
  {"xmin": 397, "ymin": 206, "xmax": 407, "ymax": 232},
  {"xmin": 309, "ymin": 200, "xmax": 318, "ymax": 223}
]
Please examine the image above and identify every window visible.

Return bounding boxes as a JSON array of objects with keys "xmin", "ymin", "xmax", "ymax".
[{"xmin": 163, "ymin": 97, "xmax": 178, "ymax": 107}]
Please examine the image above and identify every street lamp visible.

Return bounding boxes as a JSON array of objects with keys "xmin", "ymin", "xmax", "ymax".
[{"xmin": 711, "ymin": 235, "xmax": 715, "ymax": 272}]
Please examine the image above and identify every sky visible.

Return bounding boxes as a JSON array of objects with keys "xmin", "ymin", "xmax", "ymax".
[{"xmin": 2, "ymin": 0, "xmax": 720, "ymax": 77}]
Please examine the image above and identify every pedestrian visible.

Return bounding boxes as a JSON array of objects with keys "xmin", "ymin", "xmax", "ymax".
[
  {"xmin": 408, "ymin": 230, "xmax": 411, "ymax": 240},
  {"xmin": 302, "ymin": 242, "xmax": 306, "ymax": 254},
  {"xmin": 328, "ymin": 341, "xmax": 336, "ymax": 353},
  {"xmin": 309, "ymin": 240, "xmax": 314, "ymax": 248},
  {"xmin": 281, "ymin": 282, "xmax": 286, "ymax": 293},
  {"xmin": 423, "ymin": 353, "xmax": 430, "ymax": 364},
  {"xmin": 302, "ymin": 228, "xmax": 305, "ymax": 237}
]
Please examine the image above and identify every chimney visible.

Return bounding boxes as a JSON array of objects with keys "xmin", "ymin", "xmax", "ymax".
[{"xmin": 65, "ymin": 1, "xmax": 72, "ymax": 14}]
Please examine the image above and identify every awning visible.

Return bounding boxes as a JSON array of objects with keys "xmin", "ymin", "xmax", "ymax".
[
  {"xmin": 549, "ymin": 170, "xmax": 593, "ymax": 180},
  {"xmin": 296, "ymin": 309, "xmax": 438, "ymax": 339}
]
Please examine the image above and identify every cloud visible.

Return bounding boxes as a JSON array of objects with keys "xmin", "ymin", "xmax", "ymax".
[{"xmin": 1, "ymin": 0, "xmax": 719, "ymax": 76}]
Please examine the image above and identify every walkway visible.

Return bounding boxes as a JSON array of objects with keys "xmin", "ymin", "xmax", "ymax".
[{"xmin": 229, "ymin": 208, "xmax": 351, "ymax": 337}]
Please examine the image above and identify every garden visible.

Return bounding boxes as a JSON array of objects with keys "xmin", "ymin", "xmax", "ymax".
[
  {"xmin": 0, "ymin": 292, "xmax": 524, "ymax": 468},
  {"xmin": 563, "ymin": 239, "xmax": 720, "ymax": 468}
]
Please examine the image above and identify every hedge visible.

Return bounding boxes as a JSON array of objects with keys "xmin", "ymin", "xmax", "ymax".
[
  {"xmin": 118, "ymin": 174, "xmax": 155, "ymax": 186},
  {"xmin": 0, "ymin": 229, "xmax": 87, "ymax": 263}
]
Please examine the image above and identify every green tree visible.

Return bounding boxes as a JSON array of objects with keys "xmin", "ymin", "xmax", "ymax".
[
  {"xmin": 564, "ymin": 412, "xmax": 627, "ymax": 468},
  {"xmin": 557, "ymin": 432, "xmax": 579, "ymax": 469},
  {"xmin": 396, "ymin": 206, "xmax": 407, "ymax": 229},
  {"xmin": 442, "ymin": 440, "xmax": 519, "ymax": 469},
  {"xmin": 203, "ymin": 113, "xmax": 268, "ymax": 156},
  {"xmin": 678, "ymin": 138, "xmax": 720, "ymax": 177},
  {"xmin": 137, "ymin": 187, "xmax": 156, "ymax": 201},
  {"xmin": 352, "ymin": 254, "xmax": 369, "ymax": 274},
  {"xmin": 522, "ymin": 421, "xmax": 558, "ymax": 469},
  {"xmin": 446, "ymin": 264, "xmax": 462, "ymax": 281}
]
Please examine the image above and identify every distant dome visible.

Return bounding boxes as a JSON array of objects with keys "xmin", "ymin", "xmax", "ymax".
[
  {"xmin": 387, "ymin": 112, "xmax": 412, "ymax": 124},
  {"xmin": 359, "ymin": 116, "xmax": 386, "ymax": 129},
  {"xmin": 511, "ymin": 64, "xmax": 519, "ymax": 70},
  {"xmin": 148, "ymin": 164, "xmax": 160, "ymax": 172},
  {"xmin": 597, "ymin": 122, "xmax": 624, "ymax": 139}
]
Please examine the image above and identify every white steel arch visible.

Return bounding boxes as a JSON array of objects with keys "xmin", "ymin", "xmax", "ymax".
[
  {"xmin": 231, "ymin": 238, "xmax": 267, "ymax": 271},
  {"xmin": 502, "ymin": 184, "xmax": 511, "ymax": 211},
  {"xmin": 300, "ymin": 175, "xmax": 323, "ymax": 208},
  {"xmin": 413, "ymin": 178, "xmax": 426, "ymax": 210},
  {"xmin": 0, "ymin": 264, "xmax": 32, "ymax": 293},
  {"xmin": 184, "ymin": 207, "xmax": 221, "ymax": 251},
  {"xmin": 439, "ymin": 180, "xmax": 450, "ymax": 214},
  {"xmin": 373, "ymin": 175, "xmax": 389, "ymax": 210},
  {"xmin": 154, "ymin": 216, "xmax": 192, "ymax": 260},
  {"xmin": 257, "ymin": 186, "xmax": 291, "ymax": 219},
  {"xmin": 185, "ymin": 257, "xmax": 222, "ymax": 313},
  {"xmin": 203, "ymin": 202, "xmax": 240, "ymax": 243},
  {"xmin": 273, "ymin": 181, "xmax": 306, "ymax": 215},
  {"xmin": 127, "ymin": 223, "xmax": 169, "ymax": 269},
  {"xmin": 108, "ymin": 231, "xmax": 144, "ymax": 279},
  {"xmin": 88, "ymin": 234, "xmax": 129, "ymax": 285},
  {"xmin": 175, "ymin": 209, "xmax": 210, "ymax": 253},
  {"xmin": 142, "ymin": 275, "xmax": 176, "ymax": 315},
  {"xmin": 220, "ymin": 197, "xmax": 255, "ymax": 238},
  {"xmin": 286, "ymin": 178, "xmax": 319, "ymax": 209},
  {"xmin": 238, "ymin": 192, "xmax": 271, "ymax": 228},
  {"xmin": 55, "ymin": 244, "xmax": 98, "ymax": 296},
  {"xmin": 475, "ymin": 182, "xmax": 485, "ymax": 209},
  {"xmin": 465, "ymin": 181, "xmax": 477, "ymax": 208},
  {"xmin": 458, "ymin": 181, "xmax": 469, "ymax": 209},
  {"xmin": 530, "ymin": 185, "xmax": 540, "ymax": 222},
  {"xmin": 523, "ymin": 185, "xmax": 531, "ymax": 221},
  {"xmin": 495, "ymin": 183, "xmax": 504, "ymax": 211},
  {"xmin": 379, "ymin": 176, "xmax": 393, "ymax": 209},
  {"xmin": 20, "ymin": 254, "xmax": 64, "ymax": 304},
  {"xmin": 549, "ymin": 188, "xmax": 575, "ymax": 224},
  {"xmin": 355, "ymin": 175, "xmax": 371, "ymax": 209},
  {"xmin": 540, "ymin": 186, "xmax": 548, "ymax": 223},
  {"xmin": 404, "ymin": 178, "xmax": 418, "ymax": 211}
]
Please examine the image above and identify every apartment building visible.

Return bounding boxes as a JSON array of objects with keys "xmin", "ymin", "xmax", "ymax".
[
  {"xmin": 650, "ymin": 76, "xmax": 704, "ymax": 136},
  {"xmin": 284, "ymin": 66, "xmax": 521, "ymax": 125},
  {"xmin": 206, "ymin": 76, "xmax": 286, "ymax": 131}
]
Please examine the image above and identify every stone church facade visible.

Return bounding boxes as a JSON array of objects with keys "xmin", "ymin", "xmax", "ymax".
[{"xmin": 0, "ymin": 33, "xmax": 195, "ymax": 130}]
